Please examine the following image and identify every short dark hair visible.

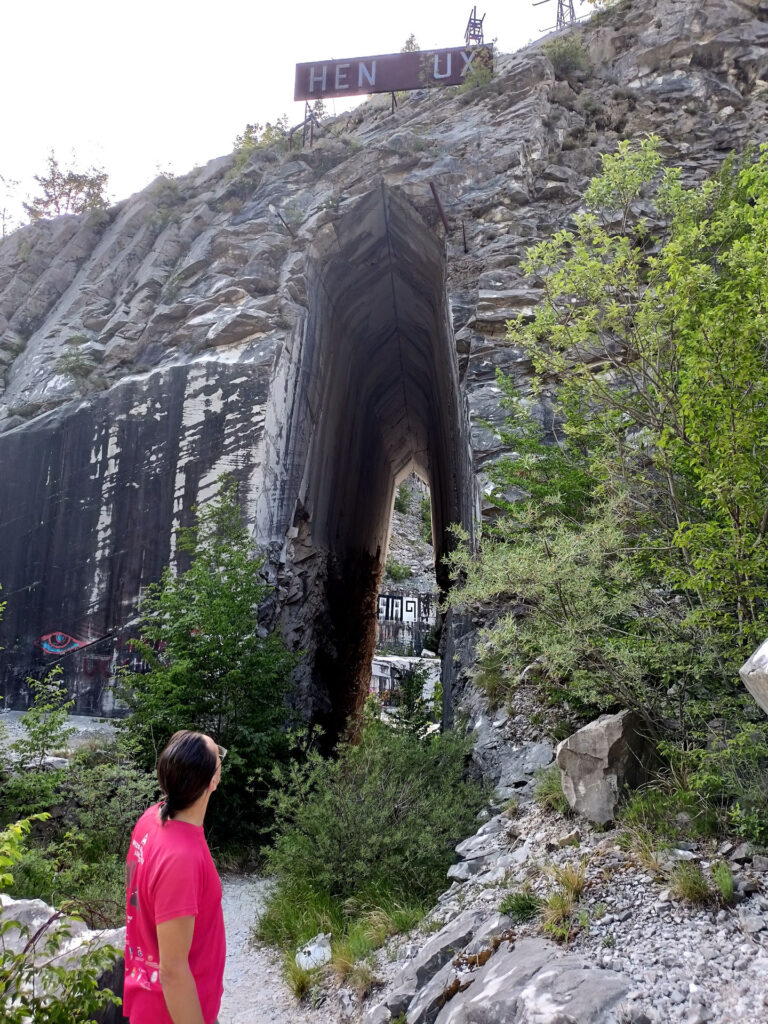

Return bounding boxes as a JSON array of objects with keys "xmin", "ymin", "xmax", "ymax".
[{"xmin": 157, "ymin": 730, "xmax": 217, "ymax": 824}]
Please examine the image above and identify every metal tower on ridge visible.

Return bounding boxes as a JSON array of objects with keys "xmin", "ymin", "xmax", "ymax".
[
  {"xmin": 532, "ymin": 0, "xmax": 577, "ymax": 31},
  {"xmin": 465, "ymin": 6, "xmax": 486, "ymax": 46}
]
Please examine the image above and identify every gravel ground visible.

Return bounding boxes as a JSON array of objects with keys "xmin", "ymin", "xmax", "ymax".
[{"xmin": 220, "ymin": 875, "xmax": 343, "ymax": 1024}]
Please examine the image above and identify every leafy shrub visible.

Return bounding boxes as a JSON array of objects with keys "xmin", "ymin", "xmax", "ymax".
[
  {"xmin": 391, "ymin": 662, "xmax": 436, "ymax": 735},
  {"xmin": 386, "ymin": 559, "xmax": 412, "ymax": 582},
  {"xmin": 419, "ymin": 497, "xmax": 432, "ymax": 544},
  {"xmin": 543, "ymin": 35, "xmax": 591, "ymax": 78},
  {"xmin": 0, "ymin": 817, "xmax": 121, "ymax": 1023},
  {"xmin": 448, "ymin": 138, "xmax": 768, "ymax": 833},
  {"xmin": 394, "ymin": 483, "xmax": 411, "ymax": 514},
  {"xmin": 55, "ymin": 349, "xmax": 97, "ymax": 382},
  {"xmin": 259, "ymin": 721, "xmax": 485, "ymax": 951},
  {"xmin": 232, "ymin": 116, "xmax": 290, "ymax": 171},
  {"xmin": 118, "ymin": 476, "xmax": 296, "ymax": 842},
  {"xmin": 458, "ymin": 47, "xmax": 494, "ymax": 93}
]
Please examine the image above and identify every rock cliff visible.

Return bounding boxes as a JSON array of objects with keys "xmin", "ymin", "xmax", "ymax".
[{"xmin": 1, "ymin": 0, "xmax": 767, "ymax": 725}]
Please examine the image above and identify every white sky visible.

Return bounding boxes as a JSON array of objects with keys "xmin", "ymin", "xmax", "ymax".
[{"xmin": 1, "ymin": 1, "xmax": 556, "ymax": 220}]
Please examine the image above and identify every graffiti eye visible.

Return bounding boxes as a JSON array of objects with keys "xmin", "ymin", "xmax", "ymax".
[{"xmin": 36, "ymin": 632, "xmax": 86, "ymax": 655}]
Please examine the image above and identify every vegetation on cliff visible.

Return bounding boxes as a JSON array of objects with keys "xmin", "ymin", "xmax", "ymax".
[{"xmin": 450, "ymin": 138, "xmax": 768, "ymax": 841}]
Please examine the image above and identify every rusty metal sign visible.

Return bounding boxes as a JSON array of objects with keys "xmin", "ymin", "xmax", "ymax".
[{"xmin": 294, "ymin": 45, "xmax": 493, "ymax": 102}]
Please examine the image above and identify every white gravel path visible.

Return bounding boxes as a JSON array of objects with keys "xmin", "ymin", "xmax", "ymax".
[{"xmin": 219, "ymin": 875, "xmax": 342, "ymax": 1024}]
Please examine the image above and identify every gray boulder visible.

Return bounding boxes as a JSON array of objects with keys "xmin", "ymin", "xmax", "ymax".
[
  {"xmin": 556, "ymin": 710, "xmax": 652, "ymax": 824},
  {"xmin": 740, "ymin": 637, "xmax": 768, "ymax": 715},
  {"xmin": 0, "ymin": 894, "xmax": 124, "ymax": 1022},
  {"xmin": 434, "ymin": 938, "xmax": 629, "ymax": 1023}
]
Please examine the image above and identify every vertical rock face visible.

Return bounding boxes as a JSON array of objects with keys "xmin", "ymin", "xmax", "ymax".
[{"xmin": 1, "ymin": 0, "xmax": 767, "ymax": 725}]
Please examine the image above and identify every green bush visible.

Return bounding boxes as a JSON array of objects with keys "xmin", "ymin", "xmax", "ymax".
[
  {"xmin": 448, "ymin": 138, "xmax": 768, "ymax": 833},
  {"xmin": 0, "ymin": 817, "xmax": 121, "ymax": 1023},
  {"xmin": 543, "ymin": 35, "xmax": 591, "ymax": 78},
  {"xmin": 118, "ymin": 476, "xmax": 296, "ymax": 842},
  {"xmin": 394, "ymin": 482, "xmax": 411, "ymax": 514},
  {"xmin": 386, "ymin": 559, "xmax": 412, "ymax": 582},
  {"xmin": 259, "ymin": 721, "xmax": 485, "ymax": 951},
  {"xmin": 55, "ymin": 349, "xmax": 97, "ymax": 382},
  {"xmin": 419, "ymin": 497, "xmax": 432, "ymax": 544}
]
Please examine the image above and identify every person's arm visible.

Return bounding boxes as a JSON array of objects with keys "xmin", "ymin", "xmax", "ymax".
[{"xmin": 157, "ymin": 915, "xmax": 205, "ymax": 1024}]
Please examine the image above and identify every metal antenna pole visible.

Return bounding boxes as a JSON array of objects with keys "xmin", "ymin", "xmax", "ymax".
[{"xmin": 464, "ymin": 6, "xmax": 486, "ymax": 47}]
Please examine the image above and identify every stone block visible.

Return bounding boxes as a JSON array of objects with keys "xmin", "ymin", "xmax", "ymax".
[
  {"xmin": 556, "ymin": 710, "xmax": 652, "ymax": 824},
  {"xmin": 740, "ymin": 637, "xmax": 768, "ymax": 715}
]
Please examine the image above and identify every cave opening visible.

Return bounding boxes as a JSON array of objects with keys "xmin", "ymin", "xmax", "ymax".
[{"xmin": 282, "ymin": 184, "xmax": 474, "ymax": 741}]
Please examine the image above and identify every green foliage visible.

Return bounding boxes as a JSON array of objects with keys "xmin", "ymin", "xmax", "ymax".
[
  {"xmin": 0, "ymin": 817, "xmax": 121, "ymax": 1023},
  {"xmin": 9, "ymin": 668, "xmax": 74, "ymax": 771},
  {"xmin": 401, "ymin": 34, "xmax": 420, "ymax": 52},
  {"xmin": 391, "ymin": 662, "xmax": 435, "ymax": 735},
  {"xmin": 232, "ymin": 115, "xmax": 290, "ymax": 171},
  {"xmin": 0, "ymin": 816, "xmax": 48, "ymax": 888},
  {"xmin": 385, "ymin": 558, "xmax": 412, "ymax": 582},
  {"xmin": 55, "ymin": 349, "xmax": 97, "ymax": 382},
  {"xmin": 1, "ymin": 730, "xmax": 157, "ymax": 926},
  {"xmin": 728, "ymin": 801, "xmax": 768, "ymax": 845},
  {"xmin": 458, "ymin": 47, "xmax": 494, "ymax": 93},
  {"xmin": 259, "ymin": 721, "xmax": 485, "ymax": 952},
  {"xmin": 394, "ymin": 482, "xmax": 411, "ymax": 514},
  {"xmin": 449, "ymin": 140, "xmax": 768, "ymax": 829},
  {"xmin": 498, "ymin": 889, "xmax": 543, "ymax": 922},
  {"xmin": 23, "ymin": 151, "xmax": 109, "ymax": 220},
  {"xmin": 118, "ymin": 476, "xmax": 296, "ymax": 840},
  {"xmin": 710, "ymin": 860, "xmax": 734, "ymax": 905},
  {"xmin": 543, "ymin": 35, "xmax": 591, "ymax": 79},
  {"xmin": 419, "ymin": 496, "xmax": 432, "ymax": 544}
]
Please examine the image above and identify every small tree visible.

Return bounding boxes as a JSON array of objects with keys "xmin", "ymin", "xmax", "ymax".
[
  {"xmin": 392, "ymin": 662, "xmax": 433, "ymax": 735},
  {"xmin": 401, "ymin": 34, "xmax": 420, "ymax": 52},
  {"xmin": 0, "ymin": 175, "xmax": 19, "ymax": 238},
  {"xmin": 120, "ymin": 476, "xmax": 296, "ymax": 838},
  {"xmin": 10, "ymin": 667, "xmax": 75, "ymax": 772},
  {"xmin": 23, "ymin": 151, "xmax": 109, "ymax": 220}
]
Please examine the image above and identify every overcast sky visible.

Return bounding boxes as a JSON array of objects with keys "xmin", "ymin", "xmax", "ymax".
[{"xmin": 1, "ymin": 1, "xmax": 561, "ymax": 220}]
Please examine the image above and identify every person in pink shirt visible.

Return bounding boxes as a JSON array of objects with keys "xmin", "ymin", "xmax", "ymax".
[{"xmin": 124, "ymin": 730, "xmax": 226, "ymax": 1024}]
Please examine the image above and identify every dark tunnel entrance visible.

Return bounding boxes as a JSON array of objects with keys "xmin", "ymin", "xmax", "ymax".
[{"xmin": 280, "ymin": 185, "xmax": 475, "ymax": 740}]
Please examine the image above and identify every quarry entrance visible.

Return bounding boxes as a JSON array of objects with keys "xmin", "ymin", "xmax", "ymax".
[{"xmin": 273, "ymin": 184, "xmax": 475, "ymax": 740}]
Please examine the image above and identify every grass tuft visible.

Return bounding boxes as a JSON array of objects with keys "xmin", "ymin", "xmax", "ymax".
[
  {"xmin": 710, "ymin": 860, "xmax": 734, "ymax": 906},
  {"xmin": 534, "ymin": 764, "xmax": 571, "ymax": 816},
  {"xmin": 547, "ymin": 858, "xmax": 587, "ymax": 900},
  {"xmin": 282, "ymin": 952, "xmax": 314, "ymax": 1000},
  {"xmin": 669, "ymin": 861, "xmax": 710, "ymax": 904},
  {"xmin": 498, "ymin": 889, "xmax": 543, "ymax": 923}
]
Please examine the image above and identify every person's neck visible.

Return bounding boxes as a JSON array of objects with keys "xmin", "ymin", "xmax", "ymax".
[{"xmin": 169, "ymin": 792, "xmax": 210, "ymax": 827}]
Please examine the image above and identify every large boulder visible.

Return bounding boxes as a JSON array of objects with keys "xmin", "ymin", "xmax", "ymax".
[
  {"xmin": 0, "ymin": 894, "xmax": 124, "ymax": 1022},
  {"xmin": 433, "ymin": 938, "xmax": 629, "ymax": 1024},
  {"xmin": 556, "ymin": 710, "xmax": 652, "ymax": 824},
  {"xmin": 740, "ymin": 637, "xmax": 768, "ymax": 715}
]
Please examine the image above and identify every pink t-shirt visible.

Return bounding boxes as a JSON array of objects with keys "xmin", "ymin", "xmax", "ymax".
[{"xmin": 124, "ymin": 804, "xmax": 225, "ymax": 1024}]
